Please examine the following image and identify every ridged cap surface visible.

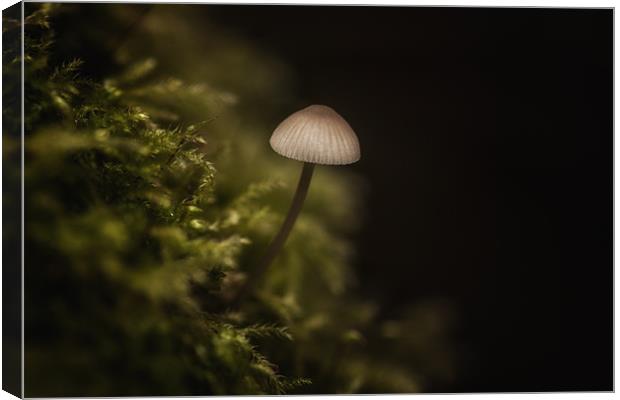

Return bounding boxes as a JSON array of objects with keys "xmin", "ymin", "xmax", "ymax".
[{"xmin": 269, "ymin": 105, "xmax": 361, "ymax": 165}]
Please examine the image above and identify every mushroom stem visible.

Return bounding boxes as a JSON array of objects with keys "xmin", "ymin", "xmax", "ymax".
[{"xmin": 237, "ymin": 162, "xmax": 315, "ymax": 301}]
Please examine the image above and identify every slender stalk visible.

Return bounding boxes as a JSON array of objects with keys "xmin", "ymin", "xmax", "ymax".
[{"xmin": 235, "ymin": 162, "xmax": 315, "ymax": 303}]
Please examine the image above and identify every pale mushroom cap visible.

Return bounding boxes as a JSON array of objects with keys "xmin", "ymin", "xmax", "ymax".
[{"xmin": 269, "ymin": 105, "xmax": 361, "ymax": 165}]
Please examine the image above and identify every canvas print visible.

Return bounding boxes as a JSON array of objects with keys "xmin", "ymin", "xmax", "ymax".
[{"xmin": 2, "ymin": 3, "xmax": 613, "ymax": 397}]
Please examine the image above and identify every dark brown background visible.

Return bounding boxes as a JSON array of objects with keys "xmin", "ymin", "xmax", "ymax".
[{"xmin": 205, "ymin": 6, "xmax": 613, "ymax": 392}]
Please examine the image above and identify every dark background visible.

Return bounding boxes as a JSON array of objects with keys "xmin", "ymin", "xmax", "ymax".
[{"xmin": 205, "ymin": 6, "xmax": 613, "ymax": 392}]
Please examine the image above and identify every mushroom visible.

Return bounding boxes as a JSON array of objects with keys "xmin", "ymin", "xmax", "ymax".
[{"xmin": 236, "ymin": 105, "xmax": 360, "ymax": 301}]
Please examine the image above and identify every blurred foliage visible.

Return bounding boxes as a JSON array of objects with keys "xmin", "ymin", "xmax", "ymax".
[{"xmin": 6, "ymin": 4, "xmax": 455, "ymax": 396}]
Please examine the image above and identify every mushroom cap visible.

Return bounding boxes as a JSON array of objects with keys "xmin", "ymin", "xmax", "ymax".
[{"xmin": 269, "ymin": 105, "xmax": 361, "ymax": 165}]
